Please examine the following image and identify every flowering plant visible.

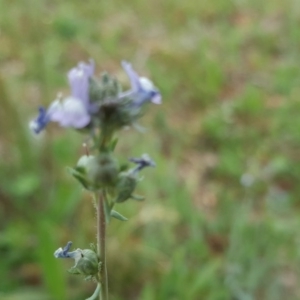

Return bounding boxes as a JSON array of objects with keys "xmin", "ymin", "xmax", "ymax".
[{"xmin": 30, "ymin": 60, "xmax": 161, "ymax": 300}]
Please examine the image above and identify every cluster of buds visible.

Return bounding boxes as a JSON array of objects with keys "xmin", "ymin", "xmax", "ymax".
[{"xmin": 69, "ymin": 152, "xmax": 155, "ymax": 223}]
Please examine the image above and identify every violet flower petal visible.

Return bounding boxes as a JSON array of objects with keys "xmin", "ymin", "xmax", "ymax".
[
  {"xmin": 30, "ymin": 61, "xmax": 94, "ymax": 134},
  {"xmin": 68, "ymin": 60, "xmax": 94, "ymax": 109},
  {"xmin": 54, "ymin": 241, "xmax": 82, "ymax": 264},
  {"xmin": 139, "ymin": 77, "xmax": 162, "ymax": 105},
  {"xmin": 48, "ymin": 97, "xmax": 91, "ymax": 128},
  {"xmin": 121, "ymin": 61, "xmax": 161, "ymax": 106},
  {"xmin": 121, "ymin": 61, "xmax": 141, "ymax": 92}
]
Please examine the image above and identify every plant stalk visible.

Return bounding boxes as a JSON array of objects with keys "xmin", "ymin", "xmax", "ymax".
[{"xmin": 97, "ymin": 191, "xmax": 109, "ymax": 300}]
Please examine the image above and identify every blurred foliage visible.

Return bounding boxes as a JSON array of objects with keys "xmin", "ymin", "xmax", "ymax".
[{"xmin": 1, "ymin": 0, "xmax": 300, "ymax": 299}]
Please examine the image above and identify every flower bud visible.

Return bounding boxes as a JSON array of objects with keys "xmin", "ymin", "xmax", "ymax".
[
  {"xmin": 89, "ymin": 77, "xmax": 104, "ymax": 103},
  {"xmin": 115, "ymin": 172, "xmax": 137, "ymax": 203},
  {"xmin": 100, "ymin": 72, "xmax": 121, "ymax": 98},
  {"xmin": 98, "ymin": 98, "xmax": 139, "ymax": 132},
  {"xmin": 114, "ymin": 154, "xmax": 155, "ymax": 203},
  {"xmin": 54, "ymin": 242, "xmax": 99, "ymax": 277},
  {"xmin": 77, "ymin": 154, "xmax": 95, "ymax": 169},
  {"xmin": 71, "ymin": 249, "xmax": 99, "ymax": 276},
  {"xmin": 77, "ymin": 153, "xmax": 118, "ymax": 188},
  {"xmin": 89, "ymin": 73, "xmax": 121, "ymax": 105}
]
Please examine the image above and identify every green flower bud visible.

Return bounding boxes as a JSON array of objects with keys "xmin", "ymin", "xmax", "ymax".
[
  {"xmin": 89, "ymin": 73, "xmax": 121, "ymax": 105},
  {"xmin": 54, "ymin": 242, "xmax": 100, "ymax": 277},
  {"xmin": 77, "ymin": 153, "xmax": 118, "ymax": 188},
  {"xmin": 115, "ymin": 171, "xmax": 137, "ymax": 203},
  {"xmin": 69, "ymin": 155, "xmax": 95, "ymax": 190},
  {"xmin": 70, "ymin": 249, "xmax": 99, "ymax": 276},
  {"xmin": 100, "ymin": 72, "xmax": 121, "ymax": 98},
  {"xmin": 89, "ymin": 77, "xmax": 104, "ymax": 103},
  {"xmin": 77, "ymin": 154, "xmax": 95, "ymax": 169},
  {"xmin": 113, "ymin": 154, "xmax": 155, "ymax": 203},
  {"xmin": 98, "ymin": 98, "xmax": 139, "ymax": 132}
]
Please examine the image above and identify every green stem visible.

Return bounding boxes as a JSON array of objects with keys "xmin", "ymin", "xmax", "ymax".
[
  {"xmin": 97, "ymin": 191, "xmax": 109, "ymax": 300},
  {"xmin": 99, "ymin": 128, "xmax": 113, "ymax": 151}
]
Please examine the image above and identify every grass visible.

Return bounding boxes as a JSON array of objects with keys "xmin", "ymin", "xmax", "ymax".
[{"xmin": 1, "ymin": 0, "xmax": 300, "ymax": 299}]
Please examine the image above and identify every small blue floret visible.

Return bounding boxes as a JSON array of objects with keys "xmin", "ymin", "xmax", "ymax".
[
  {"xmin": 129, "ymin": 154, "xmax": 156, "ymax": 173},
  {"xmin": 54, "ymin": 241, "xmax": 82, "ymax": 260},
  {"xmin": 30, "ymin": 106, "xmax": 49, "ymax": 134}
]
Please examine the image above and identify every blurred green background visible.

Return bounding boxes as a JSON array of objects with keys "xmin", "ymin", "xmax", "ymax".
[{"xmin": 1, "ymin": 0, "xmax": 300, "ymax": 299}]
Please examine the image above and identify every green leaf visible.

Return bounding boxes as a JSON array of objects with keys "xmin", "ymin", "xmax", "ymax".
[
  {"xmin": 110, "ymin": 137, "xmax": 118, "ymax": 151},
  {"xmin": 110, "ymin": 210, "xmax": 128, "ymax": 221},
  {"xmin": 131, "ymin": 194, "xmax": 145, "ymax": 201},
  {"xmin": 66, "ymin": 167, "xmax": 89, "ymax": 189},
  {"xmin": 119, "ymin": 163, "xmax": 130, "ymax": 172},
  {"xmin": 68, "ymin": 266, "xmax": 80, "ymax": 275},
  {"xmin": 66, "ymin": 166, "xmax": 82, "ymax": 176}
]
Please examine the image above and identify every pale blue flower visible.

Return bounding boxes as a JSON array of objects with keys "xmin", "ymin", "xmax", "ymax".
[
  {"xmin": 54, "ymin": 241, "xmax": 82, "ymax": 263},
  {"xmin": 54, "ymin": 241, "xmax": 99, "ymax": 276},
  {"xmin": 120, "ymin": 61, "xmax": 162, "ymax": 106},
  {"xmin": 30, "ymin": 61, "xmax": 95, "ymax": 134},
  {"xmin": 129, "ymin": 153, "xmax": 156, "ymax": 173}
]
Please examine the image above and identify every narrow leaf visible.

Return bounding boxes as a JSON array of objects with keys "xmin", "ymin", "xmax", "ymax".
[
  {"xmin": 86, "ymin": 284, "xmax": 101, "ymax": 300},
  {"xmin": 66, "ymin": 167, "xmax": 89, "ymax": 189},
  {"xmin": 131, "ymin": 194, "xmax": 145, "ymax": 201},
  {"xmin": 111, "ymin": 210, "xmax": 128, "ymax": 221},
  {"xmin": 110, "ymin": 137, "xmax": 118, "ymax": 151}
]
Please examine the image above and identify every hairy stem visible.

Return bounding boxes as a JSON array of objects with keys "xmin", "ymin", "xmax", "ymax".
[{"xmin": 97, "ymin": 191, "xmax": 108, "ymax": 300}]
